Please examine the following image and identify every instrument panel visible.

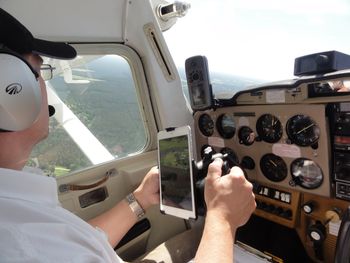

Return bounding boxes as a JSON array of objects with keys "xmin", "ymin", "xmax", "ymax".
[
  {"xmin": 192, "ymin": 79, "xmax": 350, "ymax": 262},
  {"xmin": 194, "ymin": 104, "xmax": 331, "ymax": 198}
]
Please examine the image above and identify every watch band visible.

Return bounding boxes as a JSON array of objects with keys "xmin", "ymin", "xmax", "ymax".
[{"xmin": 126, "ymin": 193, "xmax": 145, "ymax": 219}]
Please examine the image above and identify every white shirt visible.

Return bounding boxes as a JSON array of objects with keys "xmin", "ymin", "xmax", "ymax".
[{"xmin": 0, "ymin": 168, "xmax": 123, "ymax": 263}]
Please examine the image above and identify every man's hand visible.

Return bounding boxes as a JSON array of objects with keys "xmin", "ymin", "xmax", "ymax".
[
  {"xmin": 134, "ymin": 166, "xmax": 160, "ymax": 210},
  {"xmin": 205, "ymin": 158, "xmax": 256, "ymax": 230},
  {"xmin": 88, "ymin": 166, "xmax": 159, "ymax": 246},
  {"xmin": 195, "ymin": 158, "xmax": 256, "ymax": 262}
]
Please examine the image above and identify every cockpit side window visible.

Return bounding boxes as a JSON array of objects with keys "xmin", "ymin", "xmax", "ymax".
[{"xmin": 27, "ymin": 54, "xmax": 147, "ymax": 177}]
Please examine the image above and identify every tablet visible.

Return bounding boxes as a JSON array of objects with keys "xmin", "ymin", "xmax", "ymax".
[{"xmin": 158, "ymin": 126, "xmax": 196, "ymax": 220}]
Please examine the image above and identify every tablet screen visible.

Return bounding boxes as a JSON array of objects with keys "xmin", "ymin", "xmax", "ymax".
[{"xmin": 159, "ymin": 135, "xmax": 193, "ymax": 211}]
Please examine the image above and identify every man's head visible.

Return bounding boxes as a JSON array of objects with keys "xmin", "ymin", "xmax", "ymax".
[
  {"xmin": 0, "ymin": 8, "xmax": 76, "ymax": 169},
  {"xmin": 0, "ymin": 8, "xmax": 76, "ymax": 132}
]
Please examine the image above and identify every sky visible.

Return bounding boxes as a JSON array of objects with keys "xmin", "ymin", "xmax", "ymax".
[{"xmin": 163, "ymin": 0, "xmax": 350, "ymax": 81}]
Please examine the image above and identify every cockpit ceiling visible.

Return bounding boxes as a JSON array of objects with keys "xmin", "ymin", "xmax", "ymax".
[{"xmin": 0, "ymin": 0, "xmax": 125, "ymax": 42}]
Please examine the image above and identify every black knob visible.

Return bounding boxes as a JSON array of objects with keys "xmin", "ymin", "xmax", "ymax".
[
  {"xmin": 308, "ymin": 221, "xmax": 326, "ymax": 261},
  {"xmin": 302, "ymin": 201, "xmax": 315, "ymax": 214},
  {"xmin": 311, "ymin": 142, "xmax": 318, "ymax": 150},
  {"xmin": 308, "ymin": 222, "xmax": 326, "ymax": 244},
  {"xmin": 289, "ymin": 176, "xmax": 301, "ymax": 187},
  {"xmin": 241, "ymin": 156, "xmax": 255, "ymax": 170}
]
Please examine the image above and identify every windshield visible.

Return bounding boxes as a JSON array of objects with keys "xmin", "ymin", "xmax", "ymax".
[{"xmin": 164, "ymin": 0, "xmax": 350, "ymax": 98}]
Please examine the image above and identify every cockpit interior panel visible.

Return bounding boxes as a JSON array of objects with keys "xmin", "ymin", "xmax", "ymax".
[
  {"xmin": 194, "ymin": 103, "xmax": 331, "ymax": 197},
  {"xmin": 193, "ymin": 74, "xmax": 350, "ymax": 262}
]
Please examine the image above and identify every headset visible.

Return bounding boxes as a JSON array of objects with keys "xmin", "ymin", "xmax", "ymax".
[{"xmin": 0, "ymin": 45, "xmax": 42, "ymax": 132}]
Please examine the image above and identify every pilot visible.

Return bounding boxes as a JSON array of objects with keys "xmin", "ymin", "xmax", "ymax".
[{"xmin": 0, "ymin": 8, "xmax": 255, "ymax": 263}]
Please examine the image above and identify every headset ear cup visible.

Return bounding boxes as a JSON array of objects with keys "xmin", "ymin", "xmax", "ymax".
[{"xmin": 0, "ymin": 52, "xmax": 41, "ymax": 131}]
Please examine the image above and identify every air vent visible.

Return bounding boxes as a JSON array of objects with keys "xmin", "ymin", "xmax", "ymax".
[{"xmin": 144, "ymin": 23, "xmax": 175, "ymax": 81}]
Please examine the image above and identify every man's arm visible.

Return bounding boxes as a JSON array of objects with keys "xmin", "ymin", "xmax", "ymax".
[
  {"xmin": 88, "ymin": 166, "xmax": 159, "ymax": 248},
  {"xmin": 195, "ymin": 159, "xmax": 256, "ymax": 262}
]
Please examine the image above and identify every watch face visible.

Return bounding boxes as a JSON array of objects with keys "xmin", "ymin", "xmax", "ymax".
[{"xmin": 126, "ymin": 193, "xmax": 145, "ymax": 218}]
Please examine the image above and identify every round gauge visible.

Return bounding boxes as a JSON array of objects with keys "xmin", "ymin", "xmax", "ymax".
[
  {"xmin": 238, "ymin": 126, "xmax": 255, "ymax": 145},
  {"xmin": 290, "ymin": 158, "xmax": 323, "ymax": 189},
  {"xmin": 256, "ymin": 114, "xmax": 283, "ymax": 143},
  {"xmin": 220, "ymin": 147, "xmax": 239, "ymax": 167},
  {"xmin": 286, "ymin": 115, "xmax": 320, "ymax": 146},
  {"xmin": 260, "ymin": 153, "xmax": 287, "ymax": 182},
  {"xmin": 216, "ymin": 114, "xmax": 236, "ymax": 139},
  {"xmin": 198, "ymin": 114, "xmax": 214, "ymax": 137}
]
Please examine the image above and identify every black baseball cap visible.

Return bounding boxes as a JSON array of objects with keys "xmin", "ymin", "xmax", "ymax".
[{"xmin": 0, "ymin": 8, "xmax": 76, "ymax": 59}]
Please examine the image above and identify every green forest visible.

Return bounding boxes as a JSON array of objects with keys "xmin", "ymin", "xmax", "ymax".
[{"xmin": 29, "ymin": 56, "xmax": 146, "ymax": 176}]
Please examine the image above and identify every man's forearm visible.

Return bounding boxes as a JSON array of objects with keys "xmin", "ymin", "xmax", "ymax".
[
  {"xmin": 195, "ymin": 212, "xmax": 236, "ymax": 263},
  {"xmin": 88, "ymin": 195, "xmax": 139, "ymax": 248}
]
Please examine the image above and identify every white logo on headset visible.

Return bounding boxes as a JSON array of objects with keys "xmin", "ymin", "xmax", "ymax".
[{"xmin": 5, "ymin": 83, "xmax": 22, "ymax": 95}]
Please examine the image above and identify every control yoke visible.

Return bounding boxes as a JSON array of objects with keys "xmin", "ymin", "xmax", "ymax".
[
  {"xmin": 193, "ymin": 146, "xmax": 233, "ymax": 179},
  {"xmin": 193, "ymin": 146, "xmax": 238, "ymax": 215}
]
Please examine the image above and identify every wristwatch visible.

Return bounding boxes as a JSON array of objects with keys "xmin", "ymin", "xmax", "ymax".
[{"xmin": 125, "ymin": 193, "xmax": 145, "ymax": 219}]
